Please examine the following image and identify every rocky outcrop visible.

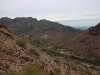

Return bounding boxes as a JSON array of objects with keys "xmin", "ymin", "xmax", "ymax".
[
  {"xmin": 67, "ymin": 23, "xmax": 100, "ymax": 58},
  {"xmin": 88, "ymin": 23, "xmax": 100, "ymax": 36}
]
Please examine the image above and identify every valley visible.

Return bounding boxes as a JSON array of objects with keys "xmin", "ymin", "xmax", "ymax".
[{"xmin": 0, "ymin": 17, "xmax": 100, "ymax": 75}]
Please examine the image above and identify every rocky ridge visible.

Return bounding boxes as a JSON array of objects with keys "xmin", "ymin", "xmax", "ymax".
[
  {"xmin": 0, "ymin": 17, "xmax": 82, "ymax": 47},
  {"xmin": 67, "ymin": 23, "xmax": 100, "ymax": 58},
  {"xmin": 88, "ymin": 23, "xmax": 100, "ymax": 36}
]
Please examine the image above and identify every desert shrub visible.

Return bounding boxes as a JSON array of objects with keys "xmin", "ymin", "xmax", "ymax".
[
  {"xmin": 82, "ymin": 73, "xmax": 88, "ymax": 75},
  {"xmin": 66, "ymin": 62, "xmax": 70, "ymax": 66},
  {"xmin": 7, "ymin": 47, "xmax": 14, "ymax": 55},
  {"xmin": 54, "ymin": 68, "xmax": 62, "ymax": 75},
  {"xmin": 90, "ymin": 66, "xmax": 95, "ymax": 69},
  {"xmin": 94, "ymin": 59, "xmax": 100, "ymax": 66},
  {"xmin": 71, "ymin": 65, "xmax": 77, "ymax": 71},
  {"xmin": 16, "ymin": 39, "xmax": 27, "ymax": 48},
  {"xmin": 20, "ymin": 65, "xmax": 47, "ymax": 75},
  {"xmin": 70, "ymin": 55, "xmax": 84, "ymax": 61},
  {"xmin": 85, "ymin": 70, "xmax": 92, "ymax": 75},
  {"xmin": 41, "ymin": 48, "xmax": 61, "ymax": 57},
  {"xmin": 7, "ymin": 71, "xmax": 18, "ymax": 75},
  {"xmin": 29, "ymin": 48, "xmax": 40, "ymax": 56},
  {"xmin": 7, "ymin": 65, "xmax": 48, "ymax": 75},
  {"xmin": 54, "ymin": 58, "xmax": 60, "ymax": 64},
  {"xmin": 41, "ymin": 49, "xmax": 53, "ymax": 56}
]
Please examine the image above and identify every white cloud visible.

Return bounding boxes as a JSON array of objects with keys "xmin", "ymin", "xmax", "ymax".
[{"xmin": 0, "ymin": 0, "xmax": 100, "ymax": 23}]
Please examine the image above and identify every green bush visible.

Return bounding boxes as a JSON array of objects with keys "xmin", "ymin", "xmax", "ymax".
[
  {"xmin": 29, "ymin": 48, "xmax": 40, "ymax": 56},
  {"xmin": 94, "ymin": 59, "xmax": 100, "ymax": 66},
  {"xmin": 20, "ymin": 65, "xmax": 47, "ymax": 75},
  {"xmin": 7, "ymin": 65, "xmax": 48, "ymax": 75},
  {"xmin": 41, "ymin": 49, "xmax": 53, "ymax": 56},
  {"xmin": 82, "ymin": 73, "xmax": 88, "ymax": 75},
  {"xmin": 54, "ymin": 58, "xmax": 60, "ymax": 64},
  {"xmin": 7, "ymin": 71, "xmax": 18, "ymax": 75},
  {"xmin": 85, "ymin": 70, "xmax": 92, "ymax": 75},
  {"xmin": 54, "ymin": 68, "xmax": 62, "ymax": 75},
  {"xmin": 41, "ymin": 48, "xmax": 61, "ymax": 57},
  {"xmin": 71, "ymin": 65, "xmax": 77, "ymax": 71},
  {"xmin": 90, "ymin": 66, "xmax": 95, "ymax": 69},
  {"xmin": 66, "ymin": 62, "xmax": 70, "ymax": 66},
  {"xmin": 7, "ymin": 47, "xmax": 14, "ymax": 55},
  {"xmin": 16, "ymin": 39, "xmax": 27, "ymax": 48}
]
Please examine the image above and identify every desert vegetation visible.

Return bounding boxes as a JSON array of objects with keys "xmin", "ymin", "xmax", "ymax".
[
  {"xmin": 16, "ymin": 39, "xmax": 27, "ymax": 48},
  {"xmin": 29, "ymin": 48, "xmax": 40, "ymax": 56},
  {"xmin": 6, "ymin": 47, "xmax": 15, "ymax": 55},
  {"xmin": 7, "ymin": 65, "xmax": 48, "ymax": 75},
  {"xmin": 54, "ymin": 68, "xmax": 62, "ymax": 75},
  {"xmin": 54, "ymin": 58, "xmax": 60, "ymax": 64}
]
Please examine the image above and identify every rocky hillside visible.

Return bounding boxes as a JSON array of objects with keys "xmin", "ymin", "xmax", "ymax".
[
  {"xmin": 0, "ymin": 24, "xmax": 88, "ymax": 75},
  {"xmin": 0, "ymin": 17, "xmax": 82, "ymax": 47},
  {"xmin": 88, "ymin": 23, "xmax": 100, "ymax": 36},
  {"xmin": 67, "ymin": 23, "xmax": 100, "ymax": 58},
  {"xmin": 1, "ymin": 17, "xmax": 100, "ymax": 59}
]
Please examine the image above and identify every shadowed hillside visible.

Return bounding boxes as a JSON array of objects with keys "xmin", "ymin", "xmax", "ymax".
[
  {"xmin": 67, "ymin": 23, "xmax": 100, "ymax": 58},
  {"xmin": 0, "ymin": 17, "xmax": 100, "ymax": 59},
  {"xmin": 0, "ymin": 17, "xmax": 82, "ymax": 47}
]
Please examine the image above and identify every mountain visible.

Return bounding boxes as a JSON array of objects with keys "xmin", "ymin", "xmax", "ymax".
[
  {"xmin": 0, "ymin": 24, "xmax": 100, "ymax": 75},
  {"xmin": 0, "ymin": 21, "xmax": 100, "ymax": 75},
  {"xmin": 66, "ymin": 23, "xmax": 100, "ymax": 58},
  {"xmin": 0, "ymin": 17, "xmax": 100, "ymax": 58},
  {"xmin": 0, "ymin": 17, "xmax": 82, "ymax": 47},
  {"xmin": 0, "ymin": 24, "xmax": 75, "ymax": 75}
]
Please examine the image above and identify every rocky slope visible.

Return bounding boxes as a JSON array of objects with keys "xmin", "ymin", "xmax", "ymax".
[
  {"xmin": 67, "ymin": 23, "xmax": 100, "ymax": 58},
  {"xmin": 0, "ymin": 24, "xmax": 87, "ymax": 75}
]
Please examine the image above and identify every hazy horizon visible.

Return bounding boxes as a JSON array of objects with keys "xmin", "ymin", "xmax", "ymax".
[{"xmin": 0, "ymin": 0, "xmax": 100, "ymax": 27}]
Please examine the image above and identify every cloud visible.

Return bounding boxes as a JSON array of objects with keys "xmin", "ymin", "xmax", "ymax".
[
  {"xmin": 45, "ymin": 12, "xmax": 100, "ymax": 21},
  {"xmin": 0, "ymin": 0, "xmax": 100, "ymax": 21}
]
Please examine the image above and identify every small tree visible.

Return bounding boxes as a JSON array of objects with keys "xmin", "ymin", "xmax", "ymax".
[
  {"xmin": 54, "ymin": 58, "xmax": 60, "ymax": 64},
  {"xmin": 29, "ymin": 48, "xmax": 40, "ymax": 56},
  {"xmin": 54, "ymin": 68, "xmax": 62, "ymax": 75},
  {"xmin": 17, "ymin": 39, "xmax": 27, "ymax": 48}
]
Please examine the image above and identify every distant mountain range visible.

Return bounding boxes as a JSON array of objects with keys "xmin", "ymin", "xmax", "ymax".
[
  {"xmin": 0, "ymin": 17, "xmax": 100, "ymax": 58},
  {"xmin": 72, "ymin": 26, "xmax": 90, "ymax": 30},
  {"xmin": 0, "ymin": 17, "xmax": 82, "ymax": 46}
]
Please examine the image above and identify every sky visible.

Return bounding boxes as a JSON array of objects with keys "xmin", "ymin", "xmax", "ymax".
[{"xmin": 0, "ymin": 0, "xmax": 100, "ymax": 27}]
